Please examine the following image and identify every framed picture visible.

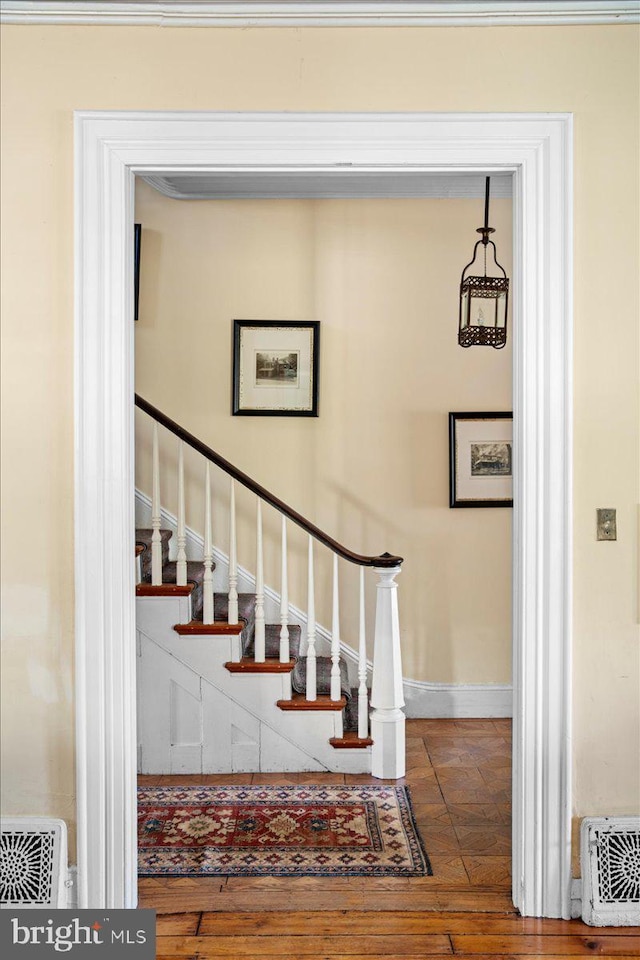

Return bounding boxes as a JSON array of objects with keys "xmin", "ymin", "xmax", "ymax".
[
  {"xmin": 449, "ymin": 411, "xmax": 513, "ymax": 508},
  {"xmin": 232, "ymin": 320, "xmax": 320, "ymax": 417}
]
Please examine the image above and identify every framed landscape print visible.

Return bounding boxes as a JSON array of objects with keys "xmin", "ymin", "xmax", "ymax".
[
  {"xmin": 449, "ymin": 412, "xmax": 513, "ymax": 508},
  {"xmin": 233, "ymin": 320, "xmax": 320, "ymax": 416}
]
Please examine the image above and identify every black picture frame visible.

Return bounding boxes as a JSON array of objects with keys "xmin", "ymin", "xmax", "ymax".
[
  {"xmin": 449, "ymin": 411, "xmax": 513, "ymax": 508},
  {"xmin": 232, "ymin": 320, "xmax": 320, "ymax": 417},
  {"xmin": 134, "ymin": 222, "xmax": 141, "ymax": 322}
]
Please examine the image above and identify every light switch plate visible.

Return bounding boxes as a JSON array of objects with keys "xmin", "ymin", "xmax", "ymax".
[{"xmin": 597, "ymin": 508, "xmax": 617, "ymax": 541}]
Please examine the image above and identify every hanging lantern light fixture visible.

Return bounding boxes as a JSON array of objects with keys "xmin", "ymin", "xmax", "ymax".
[{"xmin": 458, "ymin": 177, "xmax": 509, "ymax": 348}]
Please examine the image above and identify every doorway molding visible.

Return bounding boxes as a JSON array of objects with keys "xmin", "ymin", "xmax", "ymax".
[
  {"xmin": 74, "ymin": 110, "xmax": 573, "ymax": 916},
  {"xmin": 6, "ymin": 1, "xmax": 638, "ymax": 27}
]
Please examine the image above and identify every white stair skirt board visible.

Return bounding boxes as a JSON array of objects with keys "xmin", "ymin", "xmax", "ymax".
[
  {"xmin": 136, "ymin": 489, "xmax": 512, "ymax": 718},
  {"xmin": 76, "ymin": 112, "xmax": 572, "ymax": 916},
  {"xmin": 136, "ymin": 595, "xmax": 368, "ymax": 774}
]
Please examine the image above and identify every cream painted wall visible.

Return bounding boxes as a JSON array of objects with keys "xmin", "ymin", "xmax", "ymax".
[
  {"xmin": 1, "ymin": 24, "xmax": 638, "ymax": 842},
  {"xmin": 134, "ymin": 184, "xmax": 513, "ymax": 685}
]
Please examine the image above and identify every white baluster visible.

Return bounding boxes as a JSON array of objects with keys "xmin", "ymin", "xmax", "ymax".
[
  {"xmin": 279, "ymin": 515, "xmax": 290, "ymax": 663},
  {"xmin": 176, "ymin": 441, "xmax": 187, "ymax": 586},
  {"xmin": 370, "ymin": 565, "xmax": 405, "ymax": 779},
  {"xmin": 151, "ymin": 421, "xmax": 162, "ymax": 585},
  {"xmin": 306, "ymin": 535, "xmax": 317, "ymax": 701},
  {"xmin": 330, "ymin": 554, "xmax": 342, "ymax": 701},
  {"xmin": 228, "ymin": 479, "xmax": 239, "ymax": 624},
  {"xmin": 254, "ymin": 499, "xmax": 265, "ymax": 662},
  {"xmin": 202, "ymin": 462, "xmax": 214, "ymax": 624},
  {"xmin": 358, "ymin": 567, "xmax": 369, "ymax": 739}
]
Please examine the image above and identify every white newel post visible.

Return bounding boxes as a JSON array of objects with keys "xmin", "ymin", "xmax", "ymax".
[{"xmin": 370, "ymin": 565, "xmax": 405, "ymax": 779}]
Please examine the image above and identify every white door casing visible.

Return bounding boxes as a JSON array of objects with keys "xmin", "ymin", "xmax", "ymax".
[
  {"xmin": 5, "ymin": 2, "xmax": 639, "ymax": 28},
  {"xmin": 74, "ymin": 111, "xmax": 573, "ymax": 916}
]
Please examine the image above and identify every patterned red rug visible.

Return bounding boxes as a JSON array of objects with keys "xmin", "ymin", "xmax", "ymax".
[{"xmin": 138, "ymin": 784, "xmax": 431, "ymax": 877}]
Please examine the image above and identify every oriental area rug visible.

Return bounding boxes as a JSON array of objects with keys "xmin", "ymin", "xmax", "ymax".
[{"xmin": 137, "ymin": 784, "xmax": 431, "ymax": 877}]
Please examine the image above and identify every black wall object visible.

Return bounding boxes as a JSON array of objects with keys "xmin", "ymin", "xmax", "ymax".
[{"xmin": 134, "ymin": 223, "xmax": 141, "ymax": 322}]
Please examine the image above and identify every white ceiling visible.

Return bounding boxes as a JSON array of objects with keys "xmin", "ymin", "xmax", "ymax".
[{"xmin": 141, "ymin": 171, "xmax": 513, "ymax": 200}]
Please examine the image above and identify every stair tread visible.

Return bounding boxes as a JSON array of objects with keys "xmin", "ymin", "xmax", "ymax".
[
  {"xmin": 343, "ymin": 684, "xmax": 371, "ymax": 733},
  {"xmin": 225, "ymin": 658, "xmax": 296, "ymax": 674},
  {"xmin": 262, "ymin": 623, "xmax": 302, "ymax": 659},
  {"xmin": 214, "ymin": 592, "xmax": 256, "ymax": 652},
  {"xmin": 135, "ymin": 529, "xmax": 173, "ymax": 570},
  {"xmin": 291, "ymin": 656, "xmax": 351, "ymax": 701},
  {"xmin": 174, "ymin": 620, "xmax": 245, "ymax": 635},
  {"xmin": 136, "ymin": 583, "xmax": 194, "ymax": 597},
  {"xmin": 277, "ymin": 693, "xmax": 347, "ymax": 711},
  {"xmin": 330, "ymin": 732, "xmax": 373, "ymax": 748},
  {"xmin": 160, "ymin": 560, "xmax": 206, "ymax": 584},
  {"xmin": 138, "ymin": 558, "xmax": 211, "ymax": 621}
]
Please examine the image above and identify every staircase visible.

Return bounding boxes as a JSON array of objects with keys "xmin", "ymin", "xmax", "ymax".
[{"xmin": 134, "ymin": 395, "xmax": 406, "ymax": 779}]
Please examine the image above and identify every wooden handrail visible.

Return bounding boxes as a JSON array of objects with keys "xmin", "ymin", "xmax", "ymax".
[{"xmin": 135, "ymin": 394, "xmax": 403, "ymax": 569}]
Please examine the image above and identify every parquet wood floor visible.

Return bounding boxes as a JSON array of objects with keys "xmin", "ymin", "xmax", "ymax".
[{"xmin": 138, "ymin": 719, "xmax": 640, "ymax": 957}]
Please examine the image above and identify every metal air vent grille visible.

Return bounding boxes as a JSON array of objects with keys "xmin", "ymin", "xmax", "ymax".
[
  {"xmin": 581, "ymin": 816, "xmax": 640, "ymax": 926},
  {"xmin": 0, "ymin": 818, "xmax": 67, "ymax": 909}
]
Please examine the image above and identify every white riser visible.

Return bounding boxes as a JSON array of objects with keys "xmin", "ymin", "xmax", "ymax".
[{"xmin": 136, "ymin": 596, "xmax": 370, "ymax": 774}]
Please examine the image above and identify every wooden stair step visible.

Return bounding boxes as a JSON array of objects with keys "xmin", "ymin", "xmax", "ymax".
[
  {"xmin": 329, "ymin": 732, "xmax": 373, "ymax": 749},
  {"xmin": 263, "ymin": 622, "xmax": 302, "ymax": 659},
  {"xmin": 343, "ymin": 685, "xmax": 370, "ymax": 734},
  {"xmin": 215, "ymin": 592, "xmax": 256, "ymax": 622},
  {"xmin": 225, "ymin": 658, "xmax": 296, "ymax": 674},
  {"xmin": 277, "ymin": 693, "xmax": 347, "ymax": 711},
  {"xmin": 174, "ymin": 620, "xmax": 245, "ymax": 635},
  {"xmin": 136, "ymin": 528, "xmax": 173, "ymax": 577},
  {"xmin": 136, "ymin": 583, "xmax": 194, "ymax": 598},
  {"xmin": 291, "ymin": 656, "xmax": 350, "ymax": 701},
  {"xmin": 161, "ymin": 560, "xmax": 207, "ymax": 582},
  {"xmin": 159, "ymin": 560, "xmax": 210, "ymax": 621},
  {"xmin": 214, "ymin": 592, "xmax": 256, "ymax": 655}
]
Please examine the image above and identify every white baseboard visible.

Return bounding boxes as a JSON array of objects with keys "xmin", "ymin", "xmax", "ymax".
[
  {"xmin": 571, "ymin": 879, "xmax": 582, "ymax": 920},
  {"xmin": 135, "ymin": 489, "xmax": 512, "ymax": 718},
  {"xmin": 404, "ymin": 677, "xmax": 512, "ymax": 718},
  {"xmin": 65, "ymin": 866, "xmax": 78, "ymax": 908}
]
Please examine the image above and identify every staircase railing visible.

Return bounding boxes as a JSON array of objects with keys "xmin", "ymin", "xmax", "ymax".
[{"xmin": 135, "ymin": 394, "xmax": 406, "ymax": 779}]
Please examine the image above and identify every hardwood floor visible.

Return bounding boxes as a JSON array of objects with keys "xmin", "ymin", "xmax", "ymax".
[{"xmin": 138, "ymin": 719, "xmax": 640, "ymax": 957}]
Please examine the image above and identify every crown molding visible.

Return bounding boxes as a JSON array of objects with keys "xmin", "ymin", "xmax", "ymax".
[
  {"xmin": 142, "ymin": 171, "xmax": 514, "ymax": 199},
  {"xmin": 2, "ymin": 2, "xmax": 638, "ymax": 28}
]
